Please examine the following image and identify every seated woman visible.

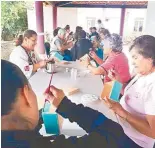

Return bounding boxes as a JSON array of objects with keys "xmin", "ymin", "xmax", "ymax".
[
  {"xmin": 9, "ymin": 30, "xmax": 47, "ymax": 79},
  {"xmin": 73, "ymin": 26, "xmax": 83, "ymax": 42},
  {"xmin": 99, "ymin": 28, "xmax": 111, "ymax": 41},
  {"xmin": 88, "ymin": 29, "xmax": 111, "ymax": 66},
  {"xmin": 71, "ymin": 30, "xmax": 93, "ymax": 61},
  {"xmin": 89, "ymin": 36, "xmax": 104, "ymax": 66},
  {"xmin": 89, "ymin": 27, "xmax": 100, "ymax": 40},
  {"xmin": 81, "ymin": 33, "xmax": 131, "ymax": 86},
  {"xmin": 2, "ymin": 34, "xmax": 155, "ymax": 148}
]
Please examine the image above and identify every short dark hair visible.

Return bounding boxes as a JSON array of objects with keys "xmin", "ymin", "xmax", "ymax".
[
  {"xmin": 1, "ymin": 60, "xmax": 28, "ymax": 116},
  {"xmin": 92, "ymin": 27, "xmax": 97, "ymax": 30},
  {"xmin": 99, "ymin": 29, "xmax": 110, "ymax": 38},
  {"xmin": 98, "ymin": 19, "xmax": 102, "ymax": 23},
  {"xmin": 65, "ymin": 25, "xmax": 70, "ymax": 30},
  {"xmin": 75, "ymin": 26, "xmax": 82, "ymax": 33},
  {"xmin": 16, "ymin": 30, "xmax": 37, "ymax": 46},
  {"xmin": 53, "ymin": 27, "xmax": 61, "ymax": 37},
  {"xmin": 129, "ymin": 35, "xmax": 155, "ymax": 66},
  {"xmin": 77, "ymin": 30, "xmax": 86, "ymax": 39}
]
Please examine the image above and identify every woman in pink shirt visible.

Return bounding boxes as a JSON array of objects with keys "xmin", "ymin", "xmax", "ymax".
[{"xmin": 81, "ymin": 33, "xmax": 131, "ymax": 88}]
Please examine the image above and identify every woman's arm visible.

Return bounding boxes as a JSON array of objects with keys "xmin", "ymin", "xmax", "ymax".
[
  {"xmin": 125, "ymin": 111, "xmax": 155, "ymax": 138},
  {"xmin": 89, "ymin": 51, "xmax": 104, "ymax": 65},
  {"xmin": 87, "ymin": 64, "xmax": 105, "ymax": 75},
  {"xmin": 93, "ymin": 56, "xmax": 104, "ymax": 65},
  {"xmin": 104, "ymin": 98, "xmax": 155, "ymax": 138},
  {"xmin": 56, "ymin": 97, "xmax": 108, "ymax": 133},
  {"xmin": 80, "ymin": 58, "xmax": 106, "ymax": 75}
]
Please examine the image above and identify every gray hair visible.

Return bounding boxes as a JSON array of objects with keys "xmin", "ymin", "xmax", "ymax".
[
  {"xmin": 104, "ymin": 33, "xmax": 123, "ymax": 52},
  {"xmin": 58, "ymin": 28, "xmax": 66, "ymax": 35}
]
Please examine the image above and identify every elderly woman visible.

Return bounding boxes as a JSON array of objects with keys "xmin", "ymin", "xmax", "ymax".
[
  {"xmin": 50, "ymin": 28, "xmax": 73, "ymax": 61},
  {"xmin": 81, "ymin": 33, "xmax": 131, "ymax": 86},
  {"xmin": 1, "ymin": 34, "xmax": 155, "ymax": 148}
]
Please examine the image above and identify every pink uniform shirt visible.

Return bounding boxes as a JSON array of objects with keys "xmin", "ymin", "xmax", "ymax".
[{"xmin": 100, "ymin": 52, "xmax": 131, "ymax": 85}]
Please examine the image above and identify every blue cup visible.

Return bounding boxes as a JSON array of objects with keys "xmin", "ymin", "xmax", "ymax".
[{"xmin": 42, "ymin": 101, "xmax": 60, "ymax": 135}]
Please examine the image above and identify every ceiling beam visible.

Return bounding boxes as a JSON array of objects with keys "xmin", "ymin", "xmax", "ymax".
[
  {"xmin": 55, "ymin": 1, "xmax": 72, "ymax": 7},
  {"xmin": 58, "ymin": 4, "xmax": 147, "ymax": 9}
]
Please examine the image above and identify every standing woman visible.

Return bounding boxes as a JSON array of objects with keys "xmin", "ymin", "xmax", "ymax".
[{"xmin": 10, "ymin": 30, "xmax": 47, "ymax": 79}]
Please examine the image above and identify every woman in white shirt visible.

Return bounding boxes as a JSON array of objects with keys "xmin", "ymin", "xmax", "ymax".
[
  {"xmin": 10, "ymin": 30, "xmax": 47, "ymax": 79},
  {"xmin": 105, "ymin": 35, "xmax": 155, "ymax": 148}
]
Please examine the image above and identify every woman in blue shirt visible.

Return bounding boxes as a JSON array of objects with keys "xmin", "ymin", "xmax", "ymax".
[{"xmin": 90, "ymin": 36, "xmax": 104, "ymax": 66}]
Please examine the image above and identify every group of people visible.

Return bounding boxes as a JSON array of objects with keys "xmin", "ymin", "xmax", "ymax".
[{"xmin": 2, "ymin": 20, "xmax": 155, "ymax": 148}]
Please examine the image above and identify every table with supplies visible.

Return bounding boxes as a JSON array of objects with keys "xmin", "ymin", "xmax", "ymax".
[{"xmin": 29, "ymin": 61, "xmax": 117, "ymax": 137}]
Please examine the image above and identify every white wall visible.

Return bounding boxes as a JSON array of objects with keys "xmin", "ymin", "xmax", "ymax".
[
  {"xmin": 145, "ymin": 1, "xmax": 155, "ymax": 36},
  {"xmin": 123, "ymin": 9, "xmax": 147, "ymax": 37},
  {"xmin": 77, "ymin": 8, "xmax": 104, "ymax": 32},
  {"xmin": 102, "ymin": 8, "xmax": 121, "ymax": 34},
  {"xmin": 76, "ymin": 8, "xmax": 121, "ymax": 34},
  {"xmin": 57, "ymin": 8, "xmax": 78, "ymax": 32},
  {"xmin": 27, "ymin": 4, "xmax": 148, "ymax": 39}
]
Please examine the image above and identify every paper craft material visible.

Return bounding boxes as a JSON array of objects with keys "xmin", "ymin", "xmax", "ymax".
[
  {"xmin": 90, "ymin": 60, "xmax": 97, "ymax": 67},
  {"xmin": 42, "ymin": 112, "xmax": 60, "ymax": 135},
  {"xmin": 80, "ymin": 54, "xmax": 89, "ymax": 61},
  {"xmin": 42, "ymin": 101, "xmax": 60, "ymax": 135},
  {"xmin": 101, "ymin": 80, "xmax": 123, "ymax": 102},
  {"xmin": 53, "ymin": 52, "xmax": 64, "ymax": 61},
  {"xmin": 63, "ymin": 87, "xmax": 80, "ymax": 96},
  {"xmin": 81, "ymin": 94, "xmax": 99, "ymax": 104}
]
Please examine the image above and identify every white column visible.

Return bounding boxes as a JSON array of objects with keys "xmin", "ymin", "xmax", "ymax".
[{"xmin": 145, "ymin": 1, "xmax": 155, "ymax": 36}]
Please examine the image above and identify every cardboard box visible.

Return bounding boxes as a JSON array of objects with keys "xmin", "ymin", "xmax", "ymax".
[
  {"xmin": 101, "ymin": 80, "xmax": 123, "ymax": 102},
  {"xmin": 42, "ymin": 101, "xmax": 60, "ymax": 135}
]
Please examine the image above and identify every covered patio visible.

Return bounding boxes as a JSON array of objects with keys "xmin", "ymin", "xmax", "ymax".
[{"xmin": 34, "ymin": 1, "xmax": 149, "ymax": 55}]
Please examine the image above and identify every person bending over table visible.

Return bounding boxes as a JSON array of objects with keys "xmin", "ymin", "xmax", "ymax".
[
  {"xmin": 50, "ymin": 28, "xmax": 73, "ymax": 61},
  {"xmin": 10, "ymin": 30, "xmax": 47, "ymax": 79},
  {"xmin": 2, "ymin": 35, "xmax": 155, "ymax": 148}
]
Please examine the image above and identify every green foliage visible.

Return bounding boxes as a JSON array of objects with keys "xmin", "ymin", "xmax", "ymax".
[{"xmin": 1, "ymin": 1, "xmax": 28, "ymax": 40}]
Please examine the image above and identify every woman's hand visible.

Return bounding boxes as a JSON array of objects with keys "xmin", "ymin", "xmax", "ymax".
[
  {"xmin": 104, "ymin": 97, "xmax": 128, "ymax": 119},
  {"xmin": 38, "ymin": 60, "xmax": 47, "ymax": 68},
  {"xmin": 44, "ymin": 85, "xmax": 65, "ymax": 108},
  {"xmin": 89, "ymin": 51, "xmax": 98, "ymax": 60},
  {"xmin": 80, "ymin": 57, "xmax": 91, "ymax": 67},
  {"xmin": 108, "ymin": 69, "xmax": 121, "ymax": 82},
  {"xmin": 108, "ymin": 69, "xmax": 116, "ymax": 81}
]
